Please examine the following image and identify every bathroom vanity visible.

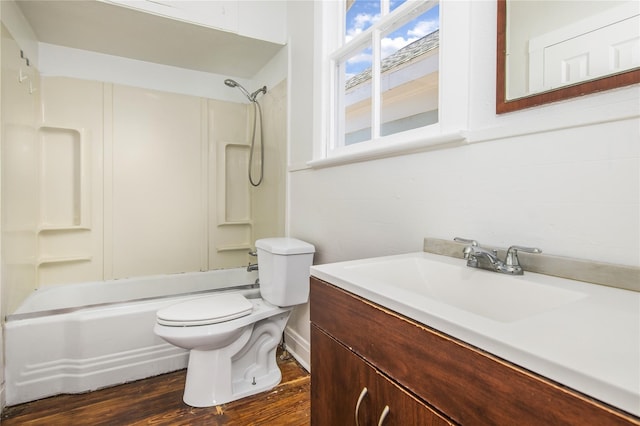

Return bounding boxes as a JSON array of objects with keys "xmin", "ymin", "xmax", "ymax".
[{"xmin": 309, "ymin": 251, "xmax": 640, "ymax": 425}]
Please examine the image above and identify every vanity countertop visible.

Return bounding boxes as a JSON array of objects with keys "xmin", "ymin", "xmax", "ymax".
[{"xmin": 310, "ymin": 252, "xmax": 640, "ymax": 417}]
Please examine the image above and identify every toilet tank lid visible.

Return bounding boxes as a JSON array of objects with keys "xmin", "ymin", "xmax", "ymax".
[{"xmin": 256, "ymin": 238, "xmax": 315, "ymax": 255}]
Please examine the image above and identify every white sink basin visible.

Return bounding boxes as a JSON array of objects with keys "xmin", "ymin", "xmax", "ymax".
[
  {"xmin": 310, "ymin": 251, "xmax": 640, "ymax": 417},
  {"xmin": 343, "ymin": 255, "xmax": 587, "ymax": 322}
]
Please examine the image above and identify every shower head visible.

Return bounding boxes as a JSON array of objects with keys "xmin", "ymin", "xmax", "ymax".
[
  {"xmin": 224, "ymin": 78, "xmax": 266, "ymax": 102},
  {"xmin": 224, "ymin": 78, "xmax": 251, "ymax": 100},
  {"xmin": 224, "ymin": 78, "xmax": 239, "ymax": 88}
]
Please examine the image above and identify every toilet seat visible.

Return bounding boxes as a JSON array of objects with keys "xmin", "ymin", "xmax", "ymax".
[{"xmin": 157, "ymin": 293, "xmax": 253, "ymax": 326}]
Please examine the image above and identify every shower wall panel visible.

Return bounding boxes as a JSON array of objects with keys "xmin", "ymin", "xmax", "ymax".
[
  {"xmin": 37, "ymin": 77, "xmax": 104, "ymax": 288},
  {"xmin": 251, "ymin": 78, "xmax": 287, "ymax": 242},
  {"xmin": 4, "ymin": 72, "xmax": 286, "ymax": 312},
  {"xmin": 208, "ymin": 99, "xmax": 253, "ymax": 268},
  {"xmin": 111, "ymin": 85, "xmax": 206, "ymax": 279},
  {"xmin": 1, "ymin": 25, "xmax": 40, "ymax": 314},
  {"xmin": 224, "ymin": 144, "xmax": 251, "ymax": 222}
]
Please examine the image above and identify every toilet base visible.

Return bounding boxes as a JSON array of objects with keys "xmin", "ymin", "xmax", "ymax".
[{"xmin": 182, "ymin": 312, "xmax": 291, "ymax": 407}]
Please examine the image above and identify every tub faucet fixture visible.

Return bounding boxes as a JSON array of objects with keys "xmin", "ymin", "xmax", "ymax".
[
  {"xmin": 454, "ymin": 237, "xmax": 541, "ymax": 275},
  {"xmin": 247, "ymin": 249, "xmax": 258, "ymax": 272}
]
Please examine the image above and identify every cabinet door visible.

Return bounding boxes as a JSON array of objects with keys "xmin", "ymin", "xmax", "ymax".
[
  {"xmin": 311, "ymin": 325, "xmax": 451, "ymax": 426},
  {"xmin": 312, "ymin": 324, "xmax": 373, "ymax": 425},
  {"xmin": 366, "ymin": 366, "xmax": 452, "ymax": 426}
]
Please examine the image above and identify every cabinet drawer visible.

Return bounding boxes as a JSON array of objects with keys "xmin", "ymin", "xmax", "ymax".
[
  {"xmin": 310, "ymin": 277, "xmax": 638, "ymax": 425},
  {"xmin": 311, "ymin": 325, "xmax": 452, "ymax": 426}
]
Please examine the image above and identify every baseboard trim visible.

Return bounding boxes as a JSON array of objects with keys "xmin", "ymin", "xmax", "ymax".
[
  {"xmin": 283, "ymin": 326, "xmax": 310, "ymax": 372},
  {"xmin": 1, "ymin": 382, "xmax": 6, "ymax": 414}
]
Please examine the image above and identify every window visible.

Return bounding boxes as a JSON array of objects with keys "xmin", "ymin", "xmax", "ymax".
[
  {"xmin": 332, "ymin": 0, "xmax": 440, "ymax": 150},
  {"xmin": 310, "ymin": 0, "xmax": 469, "ymax": 167}
]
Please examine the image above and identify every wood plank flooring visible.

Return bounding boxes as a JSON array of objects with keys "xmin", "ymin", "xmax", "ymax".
[{"xmin": 2, "ymin": 350, "xmax": 310, "ymax": 425}]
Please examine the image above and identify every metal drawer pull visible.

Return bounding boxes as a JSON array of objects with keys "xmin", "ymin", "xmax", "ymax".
[
  {"xmin": 377, "ymin": 405, "xmax": 390, "ymax": 425},
  {"xmin": 355, "ymin": 387, "xmax": 368, "ymax": 426}
]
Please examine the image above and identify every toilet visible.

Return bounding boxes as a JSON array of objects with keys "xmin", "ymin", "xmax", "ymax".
[{"xmin": 153, "ymin": 237, "xmax": 315, "ymax": 407}]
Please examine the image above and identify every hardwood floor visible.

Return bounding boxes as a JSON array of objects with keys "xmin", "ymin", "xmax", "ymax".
[{"xmin": 1, "ymin": 350, "xmax": 310, "ymax": 425}]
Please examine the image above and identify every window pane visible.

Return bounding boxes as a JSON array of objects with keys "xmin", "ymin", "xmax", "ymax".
[
  {"xmin": 380, "ymin": 5, "xmax": 440, "ymax": 136},
  {"xmin": 342, "ymin": 46, "xmax": 373, "ymax": 146},
  {"xmin": 346, "ymin": 0, "xmax": 410, "ymax": 41},
  {"xmin": 390, "ymin": 0, "xmax": 407, "ymax": 13},
  {"xmin": 345, "ymin": 0, "xmax": 381, "ymax": 42}
]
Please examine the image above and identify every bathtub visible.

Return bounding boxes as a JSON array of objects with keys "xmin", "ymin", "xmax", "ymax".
[{"xmin": 4, "ymin": 268, "xmax": 259, "ymax": 406}]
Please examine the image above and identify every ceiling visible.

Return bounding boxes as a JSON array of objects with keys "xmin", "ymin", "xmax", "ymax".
[{"xmin": 16, "ymin": 0, "xmax": 284, "ymax": 78}]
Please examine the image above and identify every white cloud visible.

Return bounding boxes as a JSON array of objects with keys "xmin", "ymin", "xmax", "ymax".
[
  {"xmin": 346, "ymin": 50, "xmax": 372, "ymax": 66},
  {"xmin": 354, "ymin": 12, "xmax": 378, "ymax": 29},
  {"xmin": 380, "ymin": 19, "xmax": 438, "ymax": 59},
  {"xmin": 381, "ymin": 35, "xmax": 417, "ymax": 58},
  {"xmin": 346, "ymin": 12, "xmax": 380, "ymax": 42},
  {"xmin": 408, "ymin": 19, "xmax": 439, "ymax": 38}
]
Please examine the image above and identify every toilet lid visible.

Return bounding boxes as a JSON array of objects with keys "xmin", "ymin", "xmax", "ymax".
[{"xmin": 157, "ymin": 293, "xmax": 253, "ymax": 326}]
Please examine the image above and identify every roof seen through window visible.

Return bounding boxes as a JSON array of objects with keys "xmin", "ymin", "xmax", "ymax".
[{"xmin": 345, "ymin": 0, "xmax": 440, "ymax": 78}]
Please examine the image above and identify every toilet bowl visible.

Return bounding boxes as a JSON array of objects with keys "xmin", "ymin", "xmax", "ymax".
[{"xmin": 154, "ymin": 238, "xmax": 315, "ymax": 407}]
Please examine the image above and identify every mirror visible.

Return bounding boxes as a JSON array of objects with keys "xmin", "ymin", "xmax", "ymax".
[{"xmin": 497, "ymin": 0, "xmax": 640, "ymax": 113}]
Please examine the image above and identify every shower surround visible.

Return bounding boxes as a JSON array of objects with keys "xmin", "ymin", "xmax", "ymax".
[{"xmin": 2, "ymin": 75, "xmax": 287, "ymax": 315}]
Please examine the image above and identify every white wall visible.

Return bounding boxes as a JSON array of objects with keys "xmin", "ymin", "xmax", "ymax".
[
  {"xmin": 106, "ymin": 0, "xmax": 287, "ymax": 45},
  {"xmin": 291, "ymin": 0, "xmax": 639, "ymax": 266},
  {"xmin": 38, "ymin": 43, "xmax": 256, "ymax": 102},
  {"xmin": 1, "ymin": 6, "xmax": 4, "ymax": 412},
  {"xmin": 0, "ymin": 1, "xmax": 38, "ymax": 68},
  {"xmin": 287, "ymin": 0, "xmax": 316, "ymax": 170},
  {"xmin": 285, "ymin": 0, "xmax": 640, "ymax": 368}
]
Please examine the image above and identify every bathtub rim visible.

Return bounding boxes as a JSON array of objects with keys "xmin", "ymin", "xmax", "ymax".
[
  {"xmin": 5, "ymin": 283, "xmax": 260, "ymax": 322},
  {"xmin": 4, "ymin": 267, "xmax": 259, "ymax": 323}
]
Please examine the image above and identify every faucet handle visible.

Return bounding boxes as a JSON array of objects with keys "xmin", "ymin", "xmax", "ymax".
[
  {"xmin": 505, "ymin": 245, "xmax": 542, "ymax": 266},
  {"xmin": 454, "ymin": 238, "xmax": 480, "ymax": 261},
  {"xmin": 454, "ymin": 237, "xmax": 478, "ymax": 246}
]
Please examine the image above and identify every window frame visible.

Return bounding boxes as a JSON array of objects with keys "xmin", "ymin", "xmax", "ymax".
[{"xmin": 310, "ymin": 0, "xmax": 467, "ymax": 168}]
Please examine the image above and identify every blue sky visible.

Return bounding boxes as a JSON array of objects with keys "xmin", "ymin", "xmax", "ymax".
[{"xmin": 345, "ymin": 0, "xmax": 440, "ymax": 77}]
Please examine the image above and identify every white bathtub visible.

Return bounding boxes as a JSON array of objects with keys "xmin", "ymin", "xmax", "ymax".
[{"xmin": 4, "ymin": 268, "xmax": 259, "ymax": 406}]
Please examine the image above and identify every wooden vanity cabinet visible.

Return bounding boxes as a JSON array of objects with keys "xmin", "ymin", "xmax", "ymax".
[
  {"xmin": 312, "ymin": 325, "xmax": 452, "ymax": 426},
  {"xmin": 310, "ymin": 277, "xmax": 639, "ymax": 426}
]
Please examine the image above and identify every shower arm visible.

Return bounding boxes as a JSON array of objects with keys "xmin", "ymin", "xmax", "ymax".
[{"xmin": 249, "ymin": 87, "xmax": 267, "ymax": 102}]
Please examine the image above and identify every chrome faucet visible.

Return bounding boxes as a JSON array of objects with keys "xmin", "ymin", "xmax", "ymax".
[
  {"xmin": 454, "ymin": 237, "xmax": 541, "ymax": 275},
  {"xmin": 247, "ymin": 249, "xmax": 258, "ymax": 272}
]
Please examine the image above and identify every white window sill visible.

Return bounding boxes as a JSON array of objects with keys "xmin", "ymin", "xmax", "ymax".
[{"xmin": 307, "ymin": 129, "xmax": 467, "ymax": 169}]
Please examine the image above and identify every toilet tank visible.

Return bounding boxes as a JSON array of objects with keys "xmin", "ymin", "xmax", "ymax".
[{"xmin": 255, "ymin": 238, "xmax": 315, "ymax": 307}]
